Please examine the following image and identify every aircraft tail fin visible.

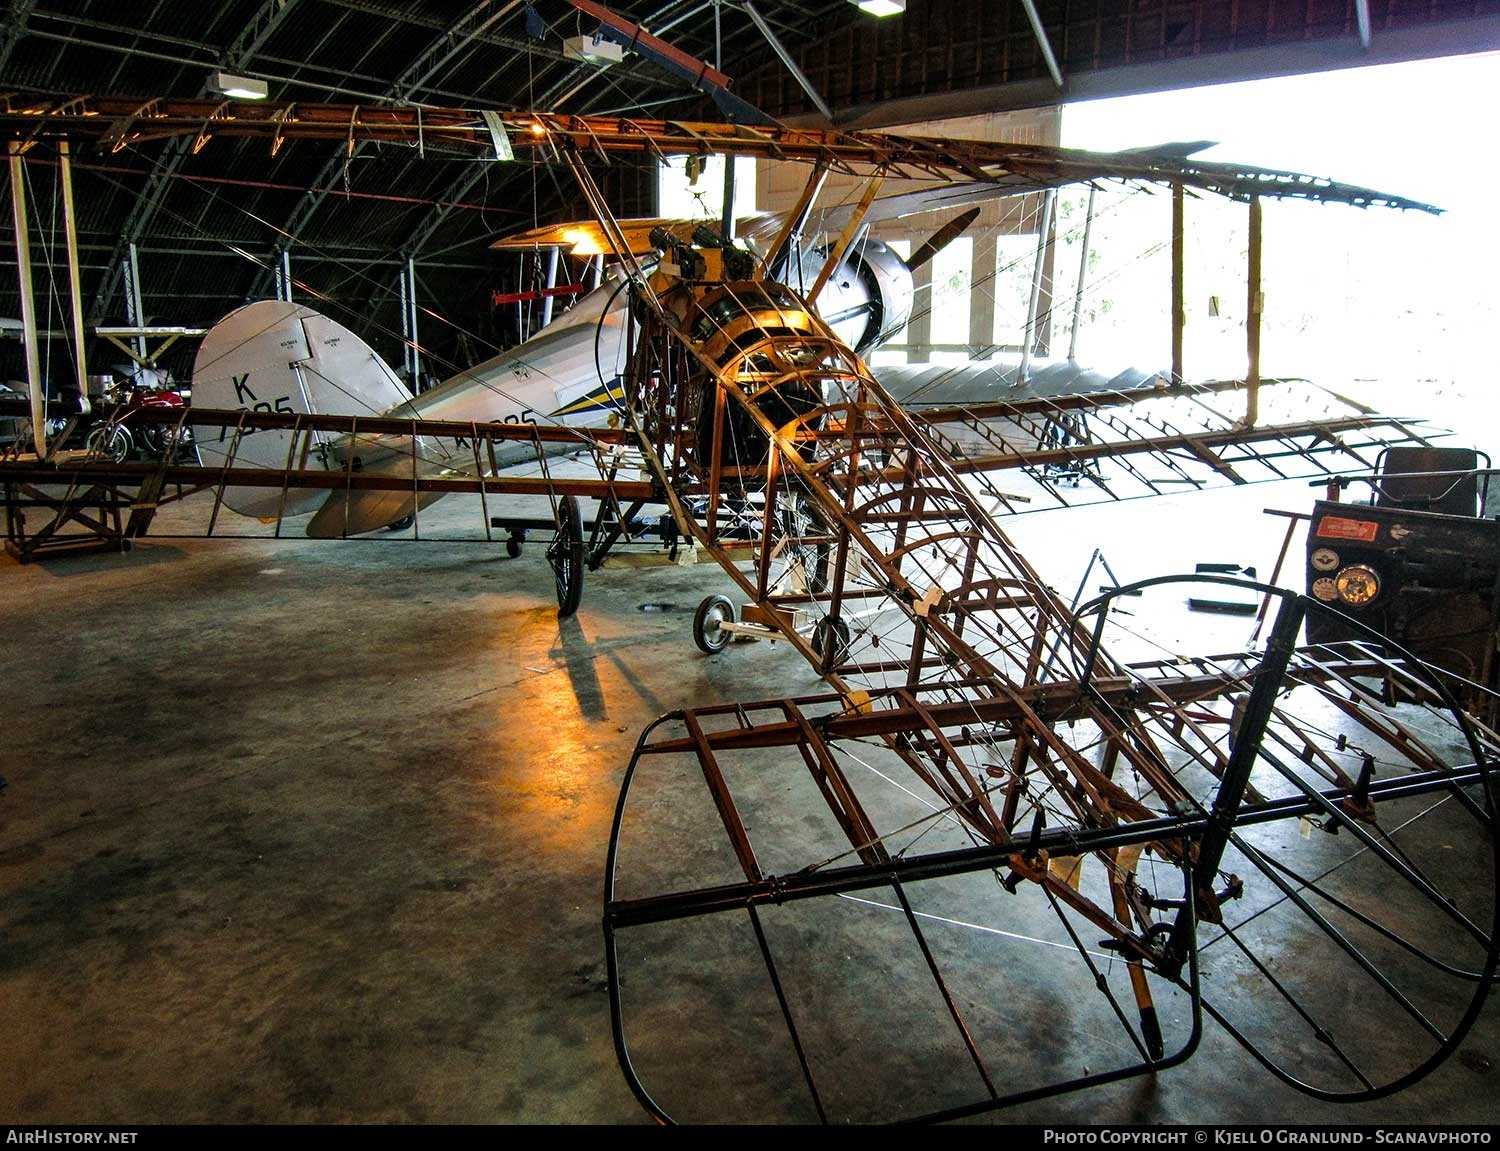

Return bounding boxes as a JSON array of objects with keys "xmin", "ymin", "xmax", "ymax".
[{"xmin": 193, "ymin": 299, "xmax": 430, "ymax": 534}]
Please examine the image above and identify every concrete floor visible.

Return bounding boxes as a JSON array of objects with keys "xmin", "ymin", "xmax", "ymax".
[{"xmin": 1, "ymin": 482, "xmax": 1496, "ymax": 1124}]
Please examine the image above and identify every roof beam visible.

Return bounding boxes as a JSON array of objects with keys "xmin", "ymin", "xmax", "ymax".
[
  {"xmin": 742, "ymin": 1, "xmax": 832, "ymax": 120},
  {"xmin": 245, "ymin": 0, "xmax": 532, "ymax": 300},
  {"xmin": 394, "ymin": 0, "xmax": 706, "ymax": 263},
  {"xmin": 319, "ymin": 0, "xmax": 583, "ymax": 64},
  {"xmin": 0, "ymin": 0, "xmax": 38, "ymax": 75},
  {"xmin": 249, "ymin": 0, "xmax": 697, "ymax": 298},
  {"xmin": 1354, "ymin": 0, "xmax": 1373, "ymax": 49},
  {"xmin": 1018, "ymin": 0, "xmax": 1065, "ymax": 89},
  {"xmin": 87, "ymin": 0, "xmax": 306, "ymax": 323}
]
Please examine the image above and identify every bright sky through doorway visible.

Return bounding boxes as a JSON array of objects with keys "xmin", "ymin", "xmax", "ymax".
[{"xmin": 1059, "ymin": 53, "xmax": 1499, "ymax": 446}]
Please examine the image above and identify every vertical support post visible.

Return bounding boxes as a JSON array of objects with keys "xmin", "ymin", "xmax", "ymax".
[
  {"xmin": 968, "ymin": 231, "xmax": 996, "ymax": 361},
  {"xmin": 1067, "ymin": 186, "xmax": 1096, "ymax": 362},
  {"xmin": 1353, "ymin": 0, "xmax": 1372, "ymax": 48},
  {"xmin": 514, "ymin": 255, "xmax": 525, "ymax": 344},
  {"xmin": 406, "ymin": 255, "xmax": 421, "ymax": 390},
  {"xmin": 541, "ymin": 244, "xmax": 561, "ymax": 328},
  {"xmin": 8, "ymin": 144, "xmax": 44, "ymax": 455},
  {"xmin": 759, "ymin": 163, "xmax": 828, "ymax": 280},
  {"xmin": 808, "ymin": 177, "xmax": 882, "ymax": 303},
  {"xmin": 1245, "ymin": 195, "xmax": 1262, "ymax": 427},
  {"xmin": 706, "ymin": 384, "xmax": 726, "ymax": 543},
  {"xmin": 1018, "ymin": 0, "xmax": 1065, "ymax": 88},
  {"xmin": 126, "ymin": 241, "xmax": 146, "ymax": 360},
  {"xmin": 907, "ymin": 258, "xmax": 932, "ymax": 362},
  {"xmin": 720, "ymin": 154, "xmax": 736, "ymax": 244},
  {"xmin": 1171, "ymin": 183, "xmax": 1185, "ymax": 383},
  {"xmin": 398, "ymin": 264, "xmax": 414, "ymax": 383},
  {"xmin": 280, "ymin": 248, "xmax": 292, "ymax": 302},
  {"xmin": 59, "ymin": 141, "xmax": 88, "ymax": 396},
  {"xmin": 1036, "ymin": 193, "xmax": 1058, "ymax": 356},
  {"xmin": 742, "ymin": 1, "xmax": 834, "ymax": 122},
  {"xmin": 590, "ymin": 254, "xmax": 603, "ymax": 290},
  {"xmin": 1019, "ymin": 189, "xmax": 1055, "ymax": 383}
]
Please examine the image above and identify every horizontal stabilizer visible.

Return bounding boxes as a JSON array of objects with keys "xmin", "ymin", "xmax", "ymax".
[{"xmin": 306, "ymin": 487, "xmax": 444, "ymax": 538}]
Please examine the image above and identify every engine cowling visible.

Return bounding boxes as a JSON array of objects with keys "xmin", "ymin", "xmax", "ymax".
[{"xmin": 794, "ymin": 238, "xmax": 914, "ymax": 359}]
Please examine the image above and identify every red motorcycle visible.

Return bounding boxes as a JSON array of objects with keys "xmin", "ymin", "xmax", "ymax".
[{"xmin": 82, "ymin": 375, "xmax": 193, "ymax": 463}]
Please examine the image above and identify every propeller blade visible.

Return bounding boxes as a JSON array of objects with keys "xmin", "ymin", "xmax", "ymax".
[{"xmin": 906, "ymin": 206, "xmax": 981, "ymax": 272}]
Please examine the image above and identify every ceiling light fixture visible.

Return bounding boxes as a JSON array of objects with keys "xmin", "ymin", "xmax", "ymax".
[
  {"xmin": 851, "ymin": 0, "xmax": 905, "ymax": 16},
  {"xmin": 211, "ymin": 71, "xmax": 268, "ymax": 100}
]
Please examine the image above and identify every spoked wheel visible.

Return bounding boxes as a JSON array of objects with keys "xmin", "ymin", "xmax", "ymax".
[
  {"xmin": 547, "ymin": 495, "xmax": 584, "ymax": 618},
  {"xmin": 693, "ymin": 594, "xmax": 736, "ymax": 654},
  {"xmin": 779, "ymin": 496, "xmax": 830, "ymax": 594}
]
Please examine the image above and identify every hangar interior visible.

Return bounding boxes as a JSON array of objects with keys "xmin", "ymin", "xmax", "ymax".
[{"xmin": 2, "ymin": 0, "xmax": 1499, "ymax": 1126}]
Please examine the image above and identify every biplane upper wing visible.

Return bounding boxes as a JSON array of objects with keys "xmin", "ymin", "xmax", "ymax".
[
  {"xmin": 488, "ymin": 133, "xmax": 1431, "ymax": 259},
  {"xmin": 0, "ymin": 97, "xmax": 1443, "ymax": 213}
]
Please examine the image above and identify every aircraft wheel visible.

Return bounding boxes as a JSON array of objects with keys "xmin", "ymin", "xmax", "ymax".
[
  {"xmin": 811, "ymin": 616, "xmax": 849, "ymax": 663},
  {"xmin": 781, "ymin": 498, "xmax": 830, "ymax": 594},
  {"xmin": 547, "ymin": 496, "xmax": 584, "ymax": 618},
  {"xmin": 506, "ymin": 532, "xmax": 524, "ymax": 558},
  {"xmin": 693, "ymin": 595, "xmax": 736, "ymax": 654},
  {"xmin": 385, "ymin": 514, "xmax": 414, "ymax": 532}
]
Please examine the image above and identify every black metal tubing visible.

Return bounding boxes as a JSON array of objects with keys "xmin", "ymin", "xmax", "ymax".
[
  {"xmin": 604, "ymin": 574, "xmax": 1498, "ymax": 1120},
  {"xmin": 1073, "ymin": 573, "xmax": 1500, "ymax": 1101},
  {"xmin": 602, "ymin": 713, "xmax": 684, "ymax": 1126},
  {"xmin": 1161, "ymin": 593, "xmax": 1304, "ymax": 975},
  {"xmin": 899, "ymin": 869, "xmax": 1204, "ymax": 1126},
  {"xmin": 746, "ymin": 903, "xmax": 828, "ymax": 1124},
  {"xmin": 1075, "ymin": 571, "xmax": 1290, "ymax": 688},
  {"xmin": 605, "ymin": 724, "xmax": 1206, "ymax": 1124},
  {"xmin": 604, "ymin": 761, "xmax": 1486, "ymax": 930}
]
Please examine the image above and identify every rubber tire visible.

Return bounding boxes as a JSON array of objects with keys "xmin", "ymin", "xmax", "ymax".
[
  {"xmin": 693, "ymin": 594, "xmax": 736, "ymax": 654},
  {"xmin": 86, "ymin": 424, "xmax": 132, "ymax": 464},
  {"xmin": 812, "ymin": 616, "xmax": 850, "ymax": 664},
  {"xmin": 506, "ymin": 534, "xmax": 524, "ymax": 558},
  {"xmin": 385, "ymin": 514, "xmax": 415, "ymax": 532},
  {"xmin": 548, "ymin": 496, "xmax": 585, "ymax": 618}
]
